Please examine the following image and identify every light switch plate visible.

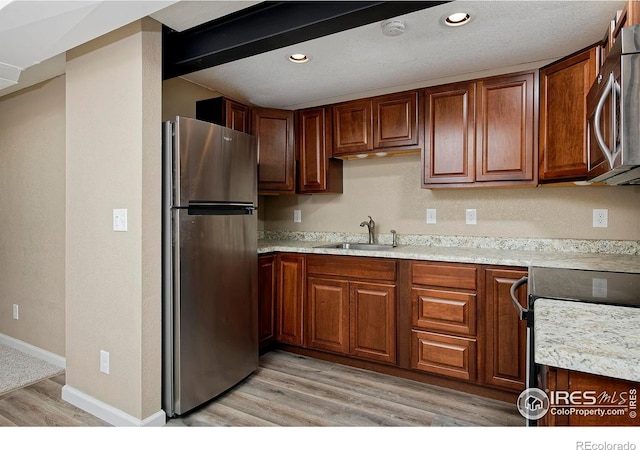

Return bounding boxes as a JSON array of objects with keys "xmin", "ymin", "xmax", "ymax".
[
  {"xmin": 113, "ymin": 209, "xmax": 127, "ymax": 231},
  {"xmin": 293, "ymin": 209, "xmax": 302, "ymax": 223},
  {"xmin": 100, "ymin": 350, "xmax": 110, "ymax": 374},
  {"xmin": 426, "ymin": 209, "xmax": 436, "ymax": 224}
]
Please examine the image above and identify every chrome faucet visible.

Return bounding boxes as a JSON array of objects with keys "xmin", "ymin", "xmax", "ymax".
[{"xmin": 360, "ymin": 216, "xmax": 375, "ymax": 244}]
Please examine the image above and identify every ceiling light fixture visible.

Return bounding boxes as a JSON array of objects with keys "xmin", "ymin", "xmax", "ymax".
[
  {"xmin": 444, "ymin": 12, "xmax": 471, "ymax": 27},
  {"xmin": 288, "ymin": 53, "xmax": 309, "ymax": 63},
  {"xmin": 381, "ymin": 19, "xmax": 406, "ymax": 37}
]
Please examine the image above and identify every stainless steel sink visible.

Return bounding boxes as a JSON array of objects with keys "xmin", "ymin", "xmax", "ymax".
[{"xmin": 313, "ymin": 242, "xmax": 398, "ymax": 251}]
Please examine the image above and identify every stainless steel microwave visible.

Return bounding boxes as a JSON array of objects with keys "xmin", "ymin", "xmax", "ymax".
[{"xmin": 587, "ymin": 24, "xmax": 640, "ymax": 185}]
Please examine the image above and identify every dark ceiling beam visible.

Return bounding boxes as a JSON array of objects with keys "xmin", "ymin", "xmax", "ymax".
[{"xmin": 162, "ymin": 1, "xmax": 450, "ymax": 79}]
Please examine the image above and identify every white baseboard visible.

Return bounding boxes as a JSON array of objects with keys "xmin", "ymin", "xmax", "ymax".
[
  {"xmin": 61, "ymin": 385, "xmax": 166, "ymax": 427},
  {"xmin": 0, "ymin": 333, "xmax": 65, "ymax": 368}
]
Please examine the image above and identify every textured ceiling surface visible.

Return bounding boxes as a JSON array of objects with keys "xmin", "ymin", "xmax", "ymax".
[{"xmin": 0, "ymin": 1, "xmax": 627, "ymax": 107}]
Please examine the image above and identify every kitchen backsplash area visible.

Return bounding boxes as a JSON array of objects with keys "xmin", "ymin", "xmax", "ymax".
[{"xmin": 261, "ymin": 155, "xmax": 640, "ymax": 245}]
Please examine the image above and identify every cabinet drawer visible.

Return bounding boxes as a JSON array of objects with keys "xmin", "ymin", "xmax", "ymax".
[
  {"xmin": 307, "ymin": 255, "xmax": 396, "ymax": 281},
  {"xmin": 411, "ymin": 330, "xmax": 477, "ymax": 381},
  {"xmin": 411, "ymin": 262, "xmax": 477, "ymax": 290},
  {"xmin": 412, "ymin": 288, "xmax": 476, "ymax": 336}
]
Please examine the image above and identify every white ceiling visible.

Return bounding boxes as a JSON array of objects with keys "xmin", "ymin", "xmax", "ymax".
[{"xmin": 0, "ymin": 1, "xmax": 627, "ymax": 109}]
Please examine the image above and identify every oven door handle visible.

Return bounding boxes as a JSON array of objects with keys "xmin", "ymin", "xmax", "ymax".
[{"xmin": 510, "ymin": 276, "xmax": 529, "ymax": 321}]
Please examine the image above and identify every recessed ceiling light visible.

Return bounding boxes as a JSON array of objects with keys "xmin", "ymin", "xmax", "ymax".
[
  {"xmin": 288, "ymin": 53, "xmax": 309, "ymax": 63},
  {"xmin": 444, "ymin": 12, "xmax": 471, "ymax": 27}
]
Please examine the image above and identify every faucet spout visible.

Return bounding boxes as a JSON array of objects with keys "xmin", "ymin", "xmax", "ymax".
[{"xmin": 359, "ymin": 216, "xmax": 375, "ymax": 244}]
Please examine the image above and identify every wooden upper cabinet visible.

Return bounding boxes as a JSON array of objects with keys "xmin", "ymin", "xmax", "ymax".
[
  {"xmin": 476, "ymin": 72, "xmax": 536, "ymax": 184},
  {"xmin": 195, "ymin": 97, "xmax": 251, "ymax": 133},
  {"xmin": 332, "ymin": 91, "xmax": 420, "ymax": 157},
  {"xmin": 539, "ymin": 46, "xmax": 599, "ymax": 182},
  {"xmin": 253, "ymin": 107, "xmax": 296, "ymax": 194},
  {"xmin": 373, "ymin": 91, "xmax": 419, "ymax": 149},
  {"xmin": 332, "ymin": 99, "xmax": 373, "ymax": 155},
  {"xmin": 423, "ymin": 82, "xmax": 476, "ymax": 185},
  {"xmin": 297, "ymin": 107, "xmax": 343, "ymax": 194},
  {"xmin": 422, "ymin": 71, "xmax": 536, "ymax": 188}
]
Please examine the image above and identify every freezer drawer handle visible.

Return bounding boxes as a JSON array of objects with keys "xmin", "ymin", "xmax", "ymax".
[
  {"xmin": 188, "ymin": 202, "xmax": 255, "ymax": 216},
  {"xmin": 510, "ymin": 276, "xmax": 529, "ymax": 321}
]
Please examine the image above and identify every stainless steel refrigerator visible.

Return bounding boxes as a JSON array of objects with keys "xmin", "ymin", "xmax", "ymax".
[{"xmin": 162, "ymin": 116, "xmax": 258, "ymax": 417}]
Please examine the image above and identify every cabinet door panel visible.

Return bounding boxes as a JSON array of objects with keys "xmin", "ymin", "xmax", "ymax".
[
  {"xmin": 254, "ymin": 108, "xmax": 295, "ymax": 193},
  {"xmin": 349, "ymin": 282, "xmax": 396, "ymax": 364},
  {"xmin": 276, "ymin": 254, "xmax": 305, "ymax": 346},
  {"xmin": 374, "ymin": 91, "xmax": 419, "ymax": 149},
  {"xmin": 411, "ymin": 330, "xmax": 477, "ymax": 381},
  {"xmin": 539, "ymin": 46, "xmax": 598, "ymax": 181},
  {"xmin": 258, "ymin": 255, "xmax": 275, "ymax": 349},
  {"xmin": 307, "ymin": 277, "xmax": 349, "ymax": 354},
  {"xmin": 476, "ymin": 72, "xmax": 535, "ymax": 182},
  {"xmin": 298, "ymin": 108, "xmax": 327, "ymax": 192},
  {"xmin": 423, "ymin": 82, "xmax": 475, "ymax": 185},
  {"xmin": 412, "ymin": 288, "xmax": 476, "ymax": 336},
  {"xmin": 227, "ymin": 99, "xmax": 251, "ymax": 133},
  {"xmin": 484, "ymin": 268, "xmax": 527, "ymax": 392},
  {"xmin": 411, "ymin": 261, "xmax": 477, "ymax": 290},
  {"xmin": 297, "ymin": 107, "xmax": 343, "ymax": 194},
  {"xmin": 333, "ymin": 100, "xmax": 373, "ymax": 155}
]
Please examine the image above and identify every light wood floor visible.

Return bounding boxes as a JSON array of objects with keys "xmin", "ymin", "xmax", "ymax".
[{"xmin": 0, "ymin": 350, "xmax": 523, "ymax": 427}]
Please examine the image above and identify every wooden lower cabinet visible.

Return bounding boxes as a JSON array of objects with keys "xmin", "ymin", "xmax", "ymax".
[
  {"xmin": 411, "ymin": 330, "xmax": 477, "ymax": 381},
  {"xmin": 306, "ymin": 277, "xmax": 349, "ymax": 353},
  {"xmin": 258, "ymin": 255, "xmax": 276, "ymax": 350},
  {"xmin": 304, "ymin": 255, "xmax": 397, "ymax": 364},
  {"xmin": 350, "ymin": 282, "xmax": 396, "ymax": 364},
  {"xmin": 266, "ymin": 253, "xmax": 531, "ymax": 399},
  {"xmin": 276, "ymin": 254, "xmax": 305, "ymax": 346},
  {"xmin": 408, "ymin": 261, "xmax": 479, "ymax": 382},
  {"xmin": 483, "ymin": 267, "xmax": 528, "ymax": 392},
  {"xmin": 540, "ymin": 366, "xmax": 640, "ymax": 426}
]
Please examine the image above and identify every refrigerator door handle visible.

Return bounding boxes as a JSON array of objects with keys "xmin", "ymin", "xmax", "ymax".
[{"xmin": 187, "ymin": 202, "xmax": 255, "ymax": 216}]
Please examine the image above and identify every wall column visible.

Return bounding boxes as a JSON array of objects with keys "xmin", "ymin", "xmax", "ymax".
[{"xmin": 63, "ymin": 18, "xmax": 163, "ymax": 426}]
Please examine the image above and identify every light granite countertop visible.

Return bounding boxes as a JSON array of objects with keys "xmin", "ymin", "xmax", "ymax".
[
  {"xmin": 258, "ymin": 240, "xmax": 640, "ymax": 273},
  {"xmin": 534, "ymin": 298, "xmax": 640, "ymax": 383}
]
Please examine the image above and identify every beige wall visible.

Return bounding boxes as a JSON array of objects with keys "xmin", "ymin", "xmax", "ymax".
[
  {"xmin": 162, "ymin": 76, "xmax": 219, "ymax": 122},
  {"xmin": 264, "ymin": 154, "xmax": 640, "ymax": 241},
  {"xmin": 0, "ymin": 76, "xmax": 66, "ymax": 356},
  {"xmin": 65, "ymin": 19, "xmax": 162, "ymax": 420}
]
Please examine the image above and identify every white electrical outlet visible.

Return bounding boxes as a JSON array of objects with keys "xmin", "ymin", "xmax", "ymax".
[
  {"xmin": 592, "ymin": 278, "xmax": 608, "ymax": 298},
  {"xmin": 113, "ymin": 209, "xmax": 128, "ymax": 232},
  {"xmin": 293, "ymin": 209, "xmax": 302, "ymax": 223},
  {"xmin": 465, "ymin": 209, "xmax": 477, "ymax": 225},
  {"xmin": 426, "ymin": 209, "xmax": 436, "ymax": 224},
  {"xmin": 593, "ymin": 209, "xmax": 608, "ymax": 228},
  {"xmin": 12, "ymin": 304, "xmax": 18, "ymax": 320},
  {"xmin": 100, "ymin": 350, "xmax": 110, "ymax": 374}
]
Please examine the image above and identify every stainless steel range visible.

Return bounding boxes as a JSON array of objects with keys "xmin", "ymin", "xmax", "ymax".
[{"xmin": 510, "ymin": 266, "xmax": 640, "ymax": 425}]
